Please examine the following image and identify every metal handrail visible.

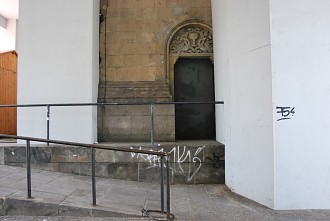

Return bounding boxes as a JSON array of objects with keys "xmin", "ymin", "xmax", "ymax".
[
  {"xmin": 0, "ymin": 101, "xmax": 224, "ymax": 220},
  {"xmin": 0, "ymin": 134, "xmax": 174, "ymax": 221},
  {"xmin": 0, "ymin": 101, "xmax": 224, "ymax": 146},
  {"xmin": 0, "ymin": 101, "xmax": 224, "ymax": 108}
]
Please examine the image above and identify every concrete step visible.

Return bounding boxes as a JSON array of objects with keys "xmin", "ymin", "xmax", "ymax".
[{"xmin": 0, "ymin": 141, "xmax": 225, "ymax": 185}]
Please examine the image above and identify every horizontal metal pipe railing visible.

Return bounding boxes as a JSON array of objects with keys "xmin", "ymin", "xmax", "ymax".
[
  {"xmin": 0, "ymin": 101, "xmax": 224, "ymax": 108},
  {"xmin": 0, "ymin": 101, "xmax": 224, "ymax": 148},
  {"xmin": 0, "ymin": 101, "xmax": 223, "ymax": 220},
  {"xmin": 0, "ymin": 133, "xmax": 173, "ymax": 221},
  {"xmin": 0, "ymin": 134, "xmax": 166, "ymax": 156}
]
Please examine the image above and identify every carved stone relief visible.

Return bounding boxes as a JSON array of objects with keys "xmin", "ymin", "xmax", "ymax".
[
  {"xmin": 169, "ymin": 25, "xmax": 213, "ymax": 54},
  {"xmin": 166, "ymin": 21, "xmax": 213, "ymax": 97}
]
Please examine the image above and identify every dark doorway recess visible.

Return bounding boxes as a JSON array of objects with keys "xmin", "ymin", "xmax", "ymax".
[{"xmin": 174, "ymin": 58, "xmax": 215, "ymax": 140}]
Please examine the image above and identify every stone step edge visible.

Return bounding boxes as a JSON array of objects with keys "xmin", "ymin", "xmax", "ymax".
[{"xmin": 0, "ymin": 197, "xmax": 141, "ymax": 218}]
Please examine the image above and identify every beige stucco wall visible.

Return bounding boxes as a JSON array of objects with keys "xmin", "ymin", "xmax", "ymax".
[{"xmin": 99, "ymin": 0, "xmax": 212, "ymax": 83}]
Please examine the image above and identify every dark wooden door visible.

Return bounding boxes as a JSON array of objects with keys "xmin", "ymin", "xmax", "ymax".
[{"xmin": 174, "ymin": 58, "xmax": 215, "ymax": 140}]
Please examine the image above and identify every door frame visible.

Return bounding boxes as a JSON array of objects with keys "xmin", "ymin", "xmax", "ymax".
[
  {"xmin": 174, "ymin": 57, "xmax": 216, "ymax": 140},
  {"xmin": 165, "ymin": 20, "xmax": 213, "ymax": 98}
]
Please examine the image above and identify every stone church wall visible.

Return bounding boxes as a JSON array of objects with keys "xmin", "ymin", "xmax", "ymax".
[
  {"xmin": 98, "ymin": 0, "xmax": 212, "ymax": 142},
  {"xmin": 99, "ymin": 0, "xmax": 212, "ymax": 83}
]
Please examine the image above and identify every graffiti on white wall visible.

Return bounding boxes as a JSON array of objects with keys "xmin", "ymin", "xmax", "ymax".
[
  {"xmin": 276, "ymin": 106, "xmax": 295, "ymax": 121},
  {"xmin": 130, "ymin": 145, "xmax": 205, "ymax": 182}
]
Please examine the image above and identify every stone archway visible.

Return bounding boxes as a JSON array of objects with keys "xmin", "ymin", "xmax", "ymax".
[
  {"xmin": 165, "ymin": 20, "xmax": 214, "ymax": 97},
  {"xmin": 165, "ymin": 20, "xmax": 215, "ymax": 140}
]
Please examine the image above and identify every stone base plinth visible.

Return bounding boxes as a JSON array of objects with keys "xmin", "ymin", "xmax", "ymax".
[{"xmin": 0, "ymin": 141, "xmax": 224, "ymax": 184}]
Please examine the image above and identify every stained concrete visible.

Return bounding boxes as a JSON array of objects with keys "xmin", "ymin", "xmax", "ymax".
[{"xmin": 1, "ymin": 165, "xmax": 330, "ymax": 221}]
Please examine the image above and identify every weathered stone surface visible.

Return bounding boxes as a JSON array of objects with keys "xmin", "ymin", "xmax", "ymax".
[
  {"xmin": 4, "ymin": 146, "xmax": 26, "ymax": 164},
  {"xmin": 98, "ymin": 103, "xmax": 175, "ymax": 142},
  {"xmin": 92, "ymin": 208, "xmax": 137, "ymax": 218},
  {"xmin": 0, "ymin": 197, "xmax": 4, "ymax": 216},
  {"xmin": 58, "ymin": 162, "xmax": 92, "ymax": 176},
  {"xmin": 108, "ymin": 163, "xmax": 138, "ymax": 181},
  {"xmin": 98, "ymin": 0, "xmax": 212, "ymax": 142},
  {"xmin": 1, "ymin": 141, "xmax": 224, "ymax": 184},
  {"xmin": 95, "ymin": 149, "xmax": 118, "ymax": 163},
  {"xmin": 154, "ymin": 104, "xmax": 175, "ymax": 115},
  {"xmin": 58, "ymin": 205, "xmax": 92, "ymax": 217},
  {"xmin": 52, "ymin": 146, "xmax": 91, "ymax": 163},
  {"xmin": 194, "ymin": 162, "xmax": 225, "ymax": 184},
  {"xmin": 138, "ymin": 162, "xmax": 162, "ymax": 183},
  {"xmin": 154, "ymin": 116, "xmax": 175, "ymax": 141},
  {"xmin": 0, "ymin": 147, "xmax": 4, "ymax": 165},
  {"xmin": 104, "ymin": 105, "xmax": 149, "ymax": 116},
  {"xmin": 30, "ymin": 146, "xmax": 52, "ymax": 163},
  {"xmin": 102, "ymin": 115, "xmax": 132, "ymax": 137},
  {"xmin": 171, "ymin": 162, "xmax": 195, "ymax": 184},
  {"xmin": 4, "ymin": 198, "xmax": 58, "ymax": 216},
  {"xmin": 4, "ymin": 145, "xmax": 54, "ymax": 164},
  {"xmin": 131, "ymin": 116, "xmax": 151, "ymax": 135}
]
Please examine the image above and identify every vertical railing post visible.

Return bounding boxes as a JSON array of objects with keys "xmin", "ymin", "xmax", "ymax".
[
  {"xmin": 91, "ymin": 147, "xmax": 96, "ymax": 206},
  {"xmin": 150, "ymin": 103, "xmax": 155, "ymax": 146},
  {"xmin": 26, "ymin": 140, "xmax": 32, "ymax": 198},
  {"xmin": 101, "ymin": 103, "xmax": 105, "ymax": 142},
  {"xmin": 46, "ymin": 105, "xmax": 50, "ymax": 146},
  {"xmin": 166, "ymin": 156, "xmax": 171, "ymax": 219},
  {"xmin": 160, "ymin": 155, "xmax": 164, "ymax": 213}
]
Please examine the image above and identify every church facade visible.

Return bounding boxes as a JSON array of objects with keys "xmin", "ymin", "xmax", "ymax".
[{"xmin": 16, "ymin": 0, "xmax": 330, "ymax": 210}]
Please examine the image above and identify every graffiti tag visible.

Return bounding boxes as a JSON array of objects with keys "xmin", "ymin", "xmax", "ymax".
[
  {"xmin": 276, "ymin": 106, "xmax": 295, "ymax": 121},
  {"xmin": 130, "ymin": 145, "xmax": 205, "ymax": 182}
]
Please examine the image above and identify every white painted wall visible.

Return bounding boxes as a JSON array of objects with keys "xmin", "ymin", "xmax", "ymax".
[
  {"xmin": 0, "ymin": 19, "xmax": 16, "ymax": 53},
  {"xmin": 0, "ymin": 14, "xmax": 7, "ymax": 29},
  {"xmin": 212, "ymin": 0, "xmax": 274, "ymax": 208},
  {"xmin": 270, "ymin": 0, "xmax": 330, "ymax": 209},
  {"xmin": 17, "ymin": 0, "xmax": 99, "ymax": 143},
  {"xmin": 213, "ymin": 0, "xmax": 330, "ymax": 210}
]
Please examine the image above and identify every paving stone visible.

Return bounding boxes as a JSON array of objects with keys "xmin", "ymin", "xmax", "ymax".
[
  {"xmin": 58, "ymin": 205, "xmax": 92, "ymax": 217},
  {"xmin": 97, "ymin": 187, "xmax": 147, "ymax": 215},
  {"xmin": 1, "ymin": 165, "xmax": 330, "ymax": 220},
  {"xmin": 4, "ymin": 198, "xmax": 58, "ymax": 216},
  {"xmin": 0, "ymin": 187, "xmax": 19, "ymax": 197},
  {"xmin": 108, "ymin": 163, "xmax": 138, "ymax": 181},
  {"xmin": 138, "ymin": 162, "xmax": 162, "ymax": 183},
  {"xmin": 60, "ymin": 189, "xmax": 94, "ymax": 209},
  {"xmin": 0, "ymin": 174, "xmax": 25, "ymax": 187}
]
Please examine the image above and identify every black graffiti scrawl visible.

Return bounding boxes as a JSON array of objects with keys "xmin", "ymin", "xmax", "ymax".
[{"xmin": 276, "ymin": 106, "xmax": 295, "ymax": 121}]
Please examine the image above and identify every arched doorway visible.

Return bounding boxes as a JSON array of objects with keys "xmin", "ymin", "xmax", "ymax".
[
  {"xmin": 174, "ymin": 58, "xmax": 215, "ymax": 140},
  {"xmin": 165, "ymin": 20, "xmax": 215, "ymax": 140}
]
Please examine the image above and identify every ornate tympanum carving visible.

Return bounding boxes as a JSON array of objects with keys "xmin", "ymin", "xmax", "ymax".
[{"xmin": 169, "ymin": 25, "xmax": 213, "ymax": 54}]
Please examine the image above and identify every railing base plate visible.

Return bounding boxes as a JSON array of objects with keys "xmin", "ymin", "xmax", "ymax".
[{"xmin": 142, "ymin": 209, "xmax": 175, "ymax": 221}]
